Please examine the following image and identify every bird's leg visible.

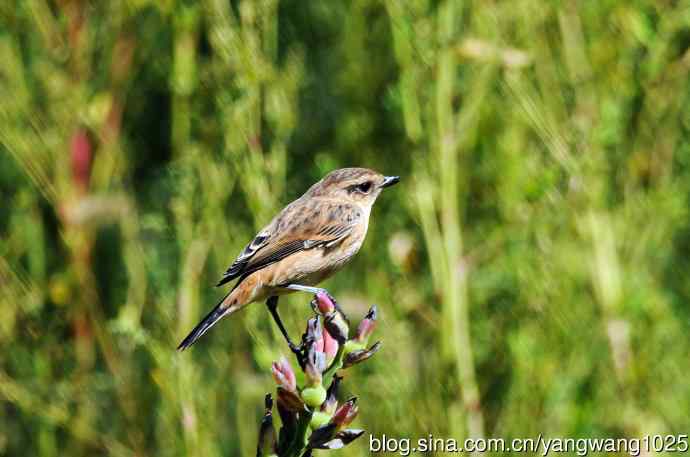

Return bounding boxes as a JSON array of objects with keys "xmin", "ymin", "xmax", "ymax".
[
  {"xmin": 283, "ymin": 284, "xmax": 349, "ymax": 323},
  {"xmin": 266, "ymin": 296, "xmax": 303, "ymax": 358}
]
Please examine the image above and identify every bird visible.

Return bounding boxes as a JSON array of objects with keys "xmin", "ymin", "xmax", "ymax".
[{"xmin": 177, "ymin": 167, "xmax": 399, "ymax": 351}]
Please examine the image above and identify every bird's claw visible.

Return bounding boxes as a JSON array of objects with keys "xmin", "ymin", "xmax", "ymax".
[{"xmin": 289, "ymin": 341, "xmax": 302, "ymax": 355}]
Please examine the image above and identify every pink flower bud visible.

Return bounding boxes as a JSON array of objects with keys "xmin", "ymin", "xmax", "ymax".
[
  {"xmin": 271, "ymin": 356, "xmax": 296, "ymax": 392},
  {"xmin": 331, "ymin": 397, "xmax": 358, "ymax": 429},
  {"xmin": 354, "ymin": 306, "xmax": 377, "ymax": 344},
  {"xmin": 315, "ymin": 292, "xmax": 335, "ymax": 314},
  {"xmin": 323, "ymin": 327, "xmax": 339, "ymax": 363}
]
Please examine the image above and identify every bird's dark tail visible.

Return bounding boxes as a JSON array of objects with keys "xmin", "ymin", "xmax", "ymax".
[{"xmin": 177, "ymin": 292, "xmax": 236, "ymax": 351}]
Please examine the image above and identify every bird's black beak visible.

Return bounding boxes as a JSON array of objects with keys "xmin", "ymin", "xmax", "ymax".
[{"xmin": 380, "ymin": 176, "xmax": 400, "ymax": 188}]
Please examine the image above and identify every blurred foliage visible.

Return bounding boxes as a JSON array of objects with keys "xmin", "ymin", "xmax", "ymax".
[{"xmin": 2, "ymin": 0, "xmax": 690, "ymax": 456}]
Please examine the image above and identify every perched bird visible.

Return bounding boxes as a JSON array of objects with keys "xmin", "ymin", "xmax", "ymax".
[{"xmin": 177, "ymin": 167, "xmax": 399, "ymax": 350}]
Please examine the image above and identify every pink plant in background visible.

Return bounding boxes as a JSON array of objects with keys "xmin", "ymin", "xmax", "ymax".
[{"xmin": 70, "ymin": 128, "xmax": 92, "ymax": 193}]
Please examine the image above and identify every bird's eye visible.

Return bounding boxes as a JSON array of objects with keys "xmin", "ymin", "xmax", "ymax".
[{"xmin": 355, "ymin": 181, "xmax": 372, "ymax": 193}]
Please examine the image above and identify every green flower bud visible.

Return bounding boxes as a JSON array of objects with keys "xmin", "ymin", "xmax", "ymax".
[
  {"xmin": 343, "ymin": 340, "xmax": 365, "ymax": 356},
  {"xmin": 310, "ymin": 411, "xmax": 332, "ymax": 430},
  {"xmin": 301, "ymin": 385, "xmax": 327, "ymax": 408}
]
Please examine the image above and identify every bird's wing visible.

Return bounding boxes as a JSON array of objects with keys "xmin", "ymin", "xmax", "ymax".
[{"xmin": 215, "ymin": 200, "xmax": 359, "ymax": 287}]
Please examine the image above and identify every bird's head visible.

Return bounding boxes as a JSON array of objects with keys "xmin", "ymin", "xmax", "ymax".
[{"xmin": 308, "ymin": 167, "xmax": 400, "ymax": 207}]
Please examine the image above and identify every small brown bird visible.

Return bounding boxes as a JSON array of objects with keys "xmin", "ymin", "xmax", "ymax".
[{"xmin": 177, "ymin": 167, "xmax": 399, "ymax": 350}]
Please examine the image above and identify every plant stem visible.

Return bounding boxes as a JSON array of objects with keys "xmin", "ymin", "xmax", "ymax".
[
  {"xmin": 322, "ymin": 345, "xmax": 345, "ymax": 386},
  {"xmin": 283, "ymin": 409, "xmax": 312, "ymax": 457}
]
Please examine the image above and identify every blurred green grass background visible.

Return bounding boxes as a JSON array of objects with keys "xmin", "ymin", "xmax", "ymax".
[{"xmin": 2, "ymin": 0, "xmax": 690, "ymax": 455}]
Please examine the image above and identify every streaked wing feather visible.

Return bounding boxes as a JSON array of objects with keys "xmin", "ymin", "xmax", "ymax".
[
  {"xmin": 216, "ymin": 231, "xmax": 271, "ymax": 286},
  {"xmin": 231, "ymin": 240, "xmax": 310, "ymax": 279},
  {"xmin": 238, "ymin": 224, "xmax": 353, "ymax": 278},
  {"xmin": 216, "ymin": 201, "xmax": 357, "ymax": 287}
]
